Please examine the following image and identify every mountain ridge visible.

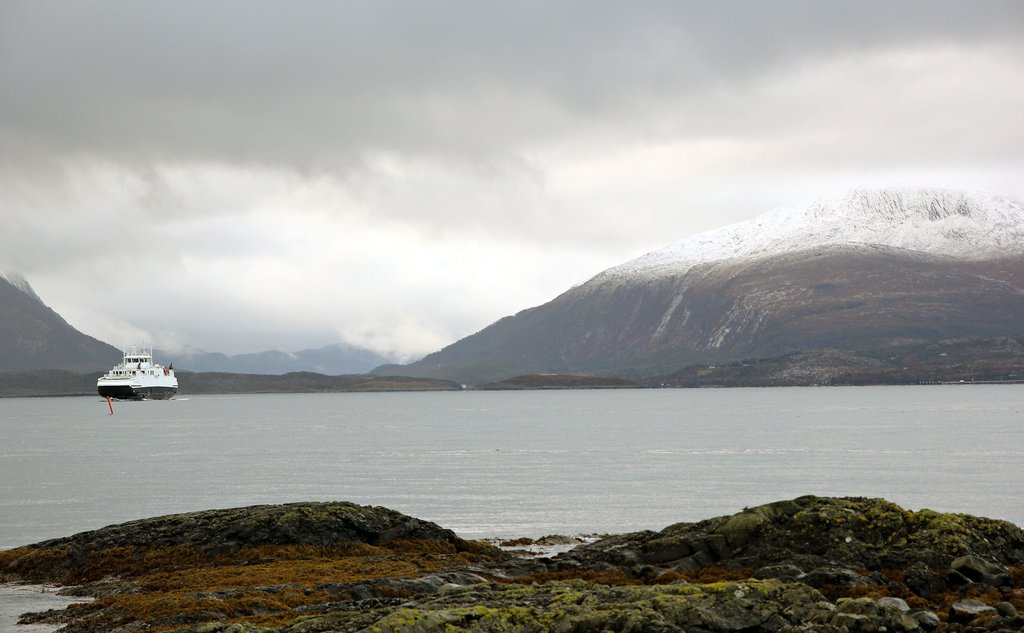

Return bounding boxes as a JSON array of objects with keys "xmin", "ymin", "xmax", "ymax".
[
  {"xmin": 6, "ymin": 188, "xmax": 1024, "ymax": 384},
  {"xmin": 592, "ymin": 188, "xmax": 1024, "ymax": 288},
  {"xmin": 159, "ymin": 343, "xmax": 396, "ymax": 375},
  {"xmin": 0, "ymin": 273, "xmax": 121, "ymax": 373},
  {"xmin": 387, "ymin": 189, "xmax": 1024, "ymax": 383},
  {"xmin": 0, "ymin": 273, "xmax": 396, "ymax": 376}
]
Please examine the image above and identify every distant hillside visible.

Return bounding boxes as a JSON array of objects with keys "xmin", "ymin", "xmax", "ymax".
[
  {"xmin": 476, "ymin": 374, "xmax": 637, "ymax": 390},
  {"xmin": 0, "ymin": 272, "xmax": 397, "ymax": 382},
  {"xmin": 0, "ymin": 370, "xmax": 101, "ymax": 397},
  {"xmin": 173, "ymin": 372, "xmax": 461, "ymax": 394},
  {"xmin": 5, "ymin": 336, "xmax": 1022, "ymax": 396},
  {"xmin": 0, "ymin": 274, "xmax": 120, "ymax": 372},
  {"xmin": 0, "ymin": 370, "xmax": 462, "ymax": 397},
  {"xmin": 160, "ymin": 343, "xmax": 395, "ymax": 375},
  {"xmin": 652, "ymin": 335, "xmax": 1024, "ymax": 387},
  {"xmin": 384, "ymin": 190, "xmax": 1024, "ymax": 384}
]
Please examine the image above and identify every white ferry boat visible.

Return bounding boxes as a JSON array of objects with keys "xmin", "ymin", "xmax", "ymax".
[{"xmin": 97, "ymin": 346, "xmax": 178, "ymax": 400}]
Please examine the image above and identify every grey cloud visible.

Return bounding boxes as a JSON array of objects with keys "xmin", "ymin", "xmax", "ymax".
[
  {"xmin": 2, "ymin": 1, "xmax": 1022, "ymax": 170},
  {"xmin": 3, "ymin": 1, "xmax": 1023, "ymax": 357}
]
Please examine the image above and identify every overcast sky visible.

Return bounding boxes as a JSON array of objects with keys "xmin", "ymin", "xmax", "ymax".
[{"xmin": 2, "ymin": 1, "xmax": 1023, "ymax": 359}]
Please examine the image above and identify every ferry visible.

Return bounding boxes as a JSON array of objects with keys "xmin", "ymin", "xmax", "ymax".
[{"xmin": 97, "ymin": 346, "xmax": 178, "ymax": 400}]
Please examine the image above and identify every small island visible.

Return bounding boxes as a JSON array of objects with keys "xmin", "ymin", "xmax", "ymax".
[{"xmin": 2, "ymin": 496, "xmax": 1022, "ymax": 632}]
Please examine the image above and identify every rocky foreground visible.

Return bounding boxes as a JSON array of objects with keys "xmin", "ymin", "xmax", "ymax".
[{"xmin": 2, "ymin": 497, "xmax": 1023, "ymax": 632}]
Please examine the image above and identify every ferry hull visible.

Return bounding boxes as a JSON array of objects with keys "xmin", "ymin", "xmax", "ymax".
[{"xmin": 97, "ymin": 384, "xmax": 177, "ymax": 401}]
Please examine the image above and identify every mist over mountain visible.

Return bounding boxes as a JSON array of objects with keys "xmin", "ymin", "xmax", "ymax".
[
  {"xmin": 385, "ymin": 189, "xmax": 1024, "ymax": 383},
  {"xmin": 159, "ymin": 344, "xmax": 396, "ymax": 375},
  {"xmin": 0, "ymin": 273, "xmax": 120, "ymax": 373},
  {"xmin": 6, "ymin": 188, "xmax": 1023, "ymax": 386},
  {"xmin": 0, "ymin": 273, "xmax": 394, "ymax": 377}
]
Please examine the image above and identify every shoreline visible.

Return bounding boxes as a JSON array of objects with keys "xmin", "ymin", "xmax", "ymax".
[
  {"xmin": 4, "ymin": 378, "xmax": 1024, "ymax": 400},
  {"xmin": 0, "ymin": 582, "xmax": 92, "ymax": 633},
  {"xmin": 2, "ymin": 497, "xmax": 1022, "ymax": 632}
]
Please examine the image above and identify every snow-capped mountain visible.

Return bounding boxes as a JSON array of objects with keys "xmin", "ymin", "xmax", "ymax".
[
  {"xmin": 593, "ymin": 189, "xmax": 1024, "ymax": 286},
  {"xmin": 389, "ymin": 189, "xmax": 1024, "ymax": 383}
]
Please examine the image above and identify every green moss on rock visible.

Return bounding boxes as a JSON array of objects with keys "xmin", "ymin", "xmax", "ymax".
[{"xmin": 563, "ymin": 496, "xmax": 1024, "ymax": 574}]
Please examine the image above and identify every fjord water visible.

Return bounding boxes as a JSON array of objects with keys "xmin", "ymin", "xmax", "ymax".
[{"xmin": 1, "ymin": 386, "xmax": 1022, "ymax": 550}]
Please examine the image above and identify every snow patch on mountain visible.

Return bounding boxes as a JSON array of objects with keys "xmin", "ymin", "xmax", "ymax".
[
  {"xmin": 593, "ymin": 189, "xmax": 1024, "ymax": 285},
  {"xmin": 1, "ymin": 272, "xmax": 41, "ymax": 302}
]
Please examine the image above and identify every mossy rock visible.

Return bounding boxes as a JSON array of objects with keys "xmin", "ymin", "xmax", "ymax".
[
  {"xmin": 0, "ymin": 502, "xmax": 481, "ymax": 584},
  {"xmin": 211, "ymin": 579, "xmax": 919, "ymax": 633},
  {"xmin": 7, "ymin": 497, "xmax": 1024, "ymax": 633},
  {"xmin": 713, "ymin": 508, "xmax": 768, "ymax": 547},
  {"xmin": 559, "ymin": 496, "xmax": 1024, "ymax": 574}
]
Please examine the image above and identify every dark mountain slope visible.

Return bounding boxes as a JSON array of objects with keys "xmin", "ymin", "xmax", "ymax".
[
  {"xmin": 382, "ymin": 190, "xmax": 1024, "ymax": 384},
  {"xmin": 0, "ymin": 274, "xmax": 120, "ymax": 372},
  {"xmin": 385, "ymin": 246, "xmax": 1024, "ymax": 383}
]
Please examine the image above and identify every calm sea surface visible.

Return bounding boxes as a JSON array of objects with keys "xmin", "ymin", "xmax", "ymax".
[{"xmin": 2, "ymin": 386, "xmax": 1022, "ymax": 550}]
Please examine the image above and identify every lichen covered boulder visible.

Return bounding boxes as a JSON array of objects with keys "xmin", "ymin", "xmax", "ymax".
[
  {"xmin": 0, "ymin": 502, "xmax": 485, "ymax": 584},
  {"xmin": 4, "ymin": 497, "xmax": 1023, "ymax": 633},
  {"xmin": 190, "ymin": 579, "xmax": 931, "ymax": 633},
  {"xmin": 559, "ymin": 496, "xmax": 1024, "ymax": 576}
]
